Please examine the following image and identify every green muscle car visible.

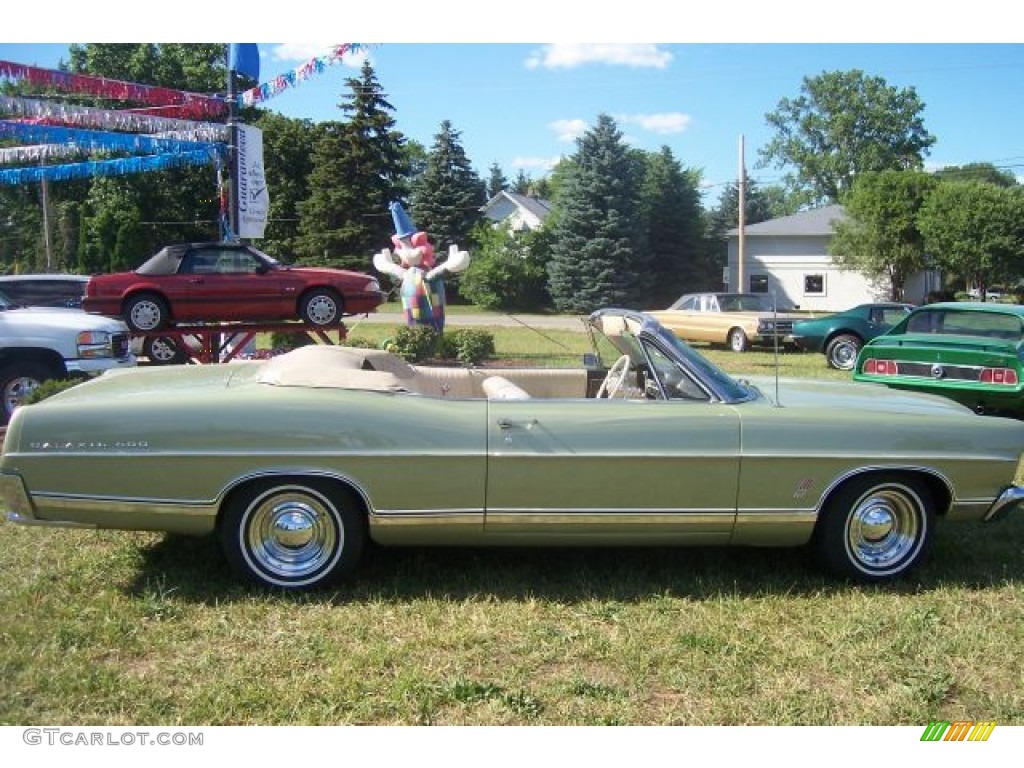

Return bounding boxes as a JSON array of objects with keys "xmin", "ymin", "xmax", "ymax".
[
  {"xmin": 2, "ymin": 309, "xmax": 1023, "ymax": 590},
  {"xmin": 854, "ymin": 302, "xmax": 1024, "ymax": 417}
]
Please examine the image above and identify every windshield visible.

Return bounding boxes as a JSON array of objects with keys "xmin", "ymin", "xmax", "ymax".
[
  {"xmin": 643, "ymin": 320, "xmax": 754, "ymax": 401},
  {"xmin": 903, "ymin": 308, "xmax": 1023, "ymax": 340},
  {"xmin": 588, "ymin": 310, "xmax": 754, "ymax": 403},
  {"xmin": 717, "ymin": 293, "xmax": 794, "ymax": 312}
]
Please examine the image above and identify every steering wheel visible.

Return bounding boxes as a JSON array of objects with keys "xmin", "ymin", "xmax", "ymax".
[{"xmin": 596, "ymin": 354, "xmax": 631, "ymax": 399}]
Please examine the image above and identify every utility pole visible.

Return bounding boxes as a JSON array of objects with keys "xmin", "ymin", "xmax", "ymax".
[
  {"xmin": 225, "ymin": 53, "xmax": 239, "ymax": 242},
  {"xmin": 40, "ymin": 155, "xmax": 53, "ymax": 271},
  {"xmin": 737, "ymin": 135, "xmax": 746, "ymax": 293}
]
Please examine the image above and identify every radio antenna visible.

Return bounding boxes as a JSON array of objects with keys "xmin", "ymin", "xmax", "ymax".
[{"xmin": 772, "ymin": 292, "xmax": 781, "ymax": 407}]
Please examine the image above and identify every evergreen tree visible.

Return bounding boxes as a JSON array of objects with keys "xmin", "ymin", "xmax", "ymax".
[
  {"xmin": 512, "ymin": 170, "xmax": 532, "ymax": 195},
  {"xmin": 640, "ymin": 147, "xmax": 704, "ymax": 306},
  {"xmin": 486, "ymin": 163, "xmax": 509, "ymax": 199},
  {"xmin": 410, "ymin": 120, "xmax": 485, "ymax": 250},
  {"xmin": 546, "ymin": 114, "xmax": 649, "ymax": 313},
  {"xmin": 297, "ymin": 61, "xmax": 409, "ymax": 269}
]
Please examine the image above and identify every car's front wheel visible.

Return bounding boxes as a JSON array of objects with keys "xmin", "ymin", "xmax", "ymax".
[
  {"xmin": 813, "ymin": 473, "xmax": 934, "ymax": 582},
  {"xmin": 825, "ymin": 333, "xmax": 862, "ymax": 370},
  {"xmin": 220, "ymin": 478, "xmax": 366, "ymax": 590},
  {"xmin": 727, "ymin": 327, "xmax": 749, "ymax": 352},
  {"xmin": 0, "ymin": 361, "xmax": 55, "ymax": 424},
  {"xmin": 299, "ymin": 289, "xmax": 343, "ymax": 326},
  {"xmin": 124, "ymin": 293, "xmax": 170, "ymax": 332}
]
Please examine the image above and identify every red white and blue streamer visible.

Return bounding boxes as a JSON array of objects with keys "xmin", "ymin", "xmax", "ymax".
[
  {"xmin": 238, "ymin": 44, "xmax": 364, "ymax": 107},
  {"xmin": 0, "ymin": 59, "xmax": 227, "ymax": 119}
]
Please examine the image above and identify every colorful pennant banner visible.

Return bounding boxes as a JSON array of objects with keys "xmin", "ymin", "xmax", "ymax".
[
  {"xmin": 0, "ymin": 149, "xmax": 219, "ymax": 185},
  {"xmin": 0, "ymin": 96, "xmax": 229, "ymax": 142},
  {"xmin": 0, "ymin": 59, "xmax": 227, "ymax": 119},
  {"xmin": 0, "ymin": 121, "xmax": 221, "ymax": 158},
  {"xmin": 239, "ymin": 44, "xmax": 364, "ymax": 107}
]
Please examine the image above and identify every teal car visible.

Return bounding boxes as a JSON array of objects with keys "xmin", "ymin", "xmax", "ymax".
[
  {"xmin": 791, "ymin": 302, "xmax": 913, "ymax": 370},
  {"xmin": 854, "ymin": 302, "xmax": 1024, "ymax": 417},
  {"xmin": 3, "ymin": 308, "xmax": 1023, "ymax": 590}
]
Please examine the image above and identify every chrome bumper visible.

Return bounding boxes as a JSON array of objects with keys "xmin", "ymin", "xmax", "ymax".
[
  {"xmin": 984, "ymin": 485, "xmax": 1024, "ymax": 522},
  {"xmin": 0, "ymin": 471, "xmax": 95, "ymax": 529}
]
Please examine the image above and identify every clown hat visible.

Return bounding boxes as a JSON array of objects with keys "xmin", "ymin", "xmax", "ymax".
[{"xmin": 389, "ymin": 201, "xmax": 417, "ymax": 239}]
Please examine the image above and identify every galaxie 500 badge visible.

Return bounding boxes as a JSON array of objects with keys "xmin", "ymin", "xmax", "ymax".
[{"xmin": 29, "ymin": 440, "xmax": 150, "ymax": 451}]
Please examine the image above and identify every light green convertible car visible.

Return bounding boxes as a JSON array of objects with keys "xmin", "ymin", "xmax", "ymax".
[{"xmin": 2, "ymin": 309, "xmax": 1023, "ymax": 590}]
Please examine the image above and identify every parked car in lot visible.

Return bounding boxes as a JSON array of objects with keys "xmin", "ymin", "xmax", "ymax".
[
  {"xmin": 0, "ymin": 289, "xmax": 134, "ymax": 424},
  {"xmin": 647, "ymin": 292, "xmax": 808, "ymax": 352},
  {"xmin": 791, "ymin": 302, "xmax": 914, "ymax": 370},
  {"xmin": 3, "ymin": 308, "xmax": 1022, "ymax": 590},
  {"xmin": 82, "ymin": 242, "xmax": 385, "ymax": 332},
  {"xmin": 0, "ymin": 274, "xmax": 89, "ymax": 309},
  {"xmin": 853, "ymin": 302, "xmax": 1024, "ymax": 417}
]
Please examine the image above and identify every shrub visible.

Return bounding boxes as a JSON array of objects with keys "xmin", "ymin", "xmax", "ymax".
[
  {"xmin": 24, "ymin": 377, "xmax": 84, "ymax": 405},
  {"xmin": 440, "ymin": 328, "xmax": 495, "ymax": 365},
  {"xmin": 384, "ymin": 325, "xmax": 440, "ymax": 362},
  {"xmin": 270, "ymin": 331, "xmax": 316, "ymax": 352}
]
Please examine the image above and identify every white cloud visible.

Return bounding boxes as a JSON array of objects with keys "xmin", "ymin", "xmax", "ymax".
[
  {"xmin": 550, "ymin": 118, "xmax": 589, "ymax": 143},
  {"xmin": 525, "ymin": 44, "xmax": 673, "ymax": 70},
  {"xmin": 510, "ymin": 156, "xmax": 563, "ymax": 171},
  {"xmin": 268, "ymin": 44, "xmax": 366, "ymax": 67},
  {"xmin": 617, "ymin": 112, "xmax": 693, "ymax": 135}
]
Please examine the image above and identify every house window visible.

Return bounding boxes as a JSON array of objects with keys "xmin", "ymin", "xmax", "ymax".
[
  {"xmin": 749, "ymin": 275, "xmax": 769, "ymax": 293},
  {"xmin": 804, "ymin": 274, "xmax": 825, "ymax": 295}
]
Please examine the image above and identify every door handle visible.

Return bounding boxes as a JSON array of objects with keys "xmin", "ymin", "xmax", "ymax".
[{"xmin": 497, "ymin": 418, "xmax": 538, "ymax": 430}]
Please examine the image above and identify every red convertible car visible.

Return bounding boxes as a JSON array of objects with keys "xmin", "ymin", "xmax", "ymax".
[{"xmin": 83, "ymin": 242, "xmax": 385, "ymax": 332}]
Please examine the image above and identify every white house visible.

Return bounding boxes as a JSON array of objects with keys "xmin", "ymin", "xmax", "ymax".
[
  {"xmin": 725, "ymin": 204, "xmax": 939, "ymax": 311},
  {"xmin": 481, "ymin": 191, "xmax": 552, "ymax": 231}
]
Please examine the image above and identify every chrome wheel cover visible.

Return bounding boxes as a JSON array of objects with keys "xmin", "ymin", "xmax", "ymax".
[
  {"xmin": 830, "ymin": 340, "xmax": 859, "ymax": 370},
  {"xmin": 305, "ymin": 294, "xmax": 338, "ymax": 325},
  {"xmin": 242, "ymin": 487, "xmax": 343, "ymax": 584},
  {"xmin": 3, "ymin": 375, "xmax": 41, "ymax": 415},
  {"xmin": 148, "ymin": 337, "xmax": 179, "ymax": 363},
  {"xmin": 129, "ymin": 299, "xmax": 163, "ymax": 331},
  {"xmin": 845, "ymin": 485, "xmax": 923, "ymax": 574}
]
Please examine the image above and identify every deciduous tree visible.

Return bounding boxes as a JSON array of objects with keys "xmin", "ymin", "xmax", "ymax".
[
  {"xmin": 760, "ymin": 69, "xmax": 935, "ymax": 205},
  {"xmin": 829, "ymin": 170, "xmax": 937, "ymax": 301}
]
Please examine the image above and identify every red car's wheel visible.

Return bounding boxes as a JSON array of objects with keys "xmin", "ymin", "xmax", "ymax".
[
  {"xmin": 300, "ymin": 288, "xmax": 343, "ymax": 326},
  {"xmin": 124, "ymin": 293, "xmax": 170, "ymax": 332}
]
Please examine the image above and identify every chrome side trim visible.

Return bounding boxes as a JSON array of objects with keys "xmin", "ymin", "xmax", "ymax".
[
  {"xmin": 6, "ymin": 512, "xmax": 96, "ymax": 529},
  {"xmin": 33, "ymin": 492, "xmax": 214, "ymax": 519}
]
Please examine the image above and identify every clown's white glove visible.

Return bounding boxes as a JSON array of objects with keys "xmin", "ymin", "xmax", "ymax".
[
  {"xmin": 373, "ymin": 248, "xmax": 406, "ymax": 282},
  {"xmin": 426, "ymin": 244, "xmax": 471, "ymax": 280}
]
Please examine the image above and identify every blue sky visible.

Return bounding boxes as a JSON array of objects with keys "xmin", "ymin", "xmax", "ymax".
[{"xmin": 3, "ymin": 3, "xmax": 1022, "ymax": 204}]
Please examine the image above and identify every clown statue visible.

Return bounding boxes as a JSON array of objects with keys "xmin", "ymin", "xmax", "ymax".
[{"xmin": 373, "ymin": 201, "xmax": 470, "ymax": 333}]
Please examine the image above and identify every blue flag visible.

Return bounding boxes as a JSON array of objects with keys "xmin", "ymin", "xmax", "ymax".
[{"xmin": 229, "ymin": 44, "xmax": 260, "ymax": 80}]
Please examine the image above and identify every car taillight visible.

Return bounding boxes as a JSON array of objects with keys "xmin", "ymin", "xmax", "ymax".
[
  {"xmin": 980, "ymin": 368, "xmax": 1019, "ymax": 385},
  {"xmin": 863, "ymin": 359, "xmax": 898, "ymax": 376}
]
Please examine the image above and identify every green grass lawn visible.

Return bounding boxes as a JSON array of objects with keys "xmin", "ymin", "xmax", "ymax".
[{"xmin": 1, "ymin": 321, "xmax": 1022, "ymax": 726}]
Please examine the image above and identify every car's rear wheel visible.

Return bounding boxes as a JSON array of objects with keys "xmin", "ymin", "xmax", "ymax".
[
  {"xmin": 300, "ymin": 289, "xmax": 343, "ymax": 326},
  {"xmin": 727, "ymin": 327, "xmax": 749, "ymax": 352},
  {"xmin": 220, "ymin": 478, "xmax": 365, "ymax": 590},
  {"xmin": 825, "ymin": 333, "xmax": 862, "ymax": 370},
  {"xmin": 125, "ymin": 293, "xmax": 170, "ymax": 332},
  {"xmin": 813, "ymin": 473, "xmax": 934, "ymax": 582},
  {"xmin": 143, "ymin": 336, "xmax": 188, "ymax": 365}
]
